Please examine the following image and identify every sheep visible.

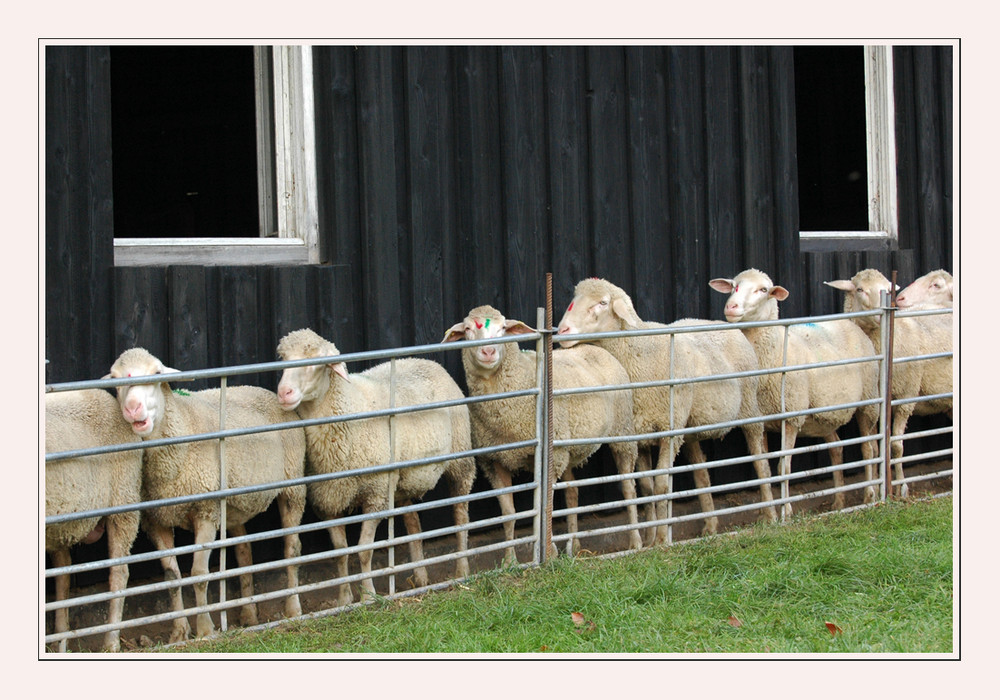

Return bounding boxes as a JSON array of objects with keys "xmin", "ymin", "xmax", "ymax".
[
  {"xmin": 275, "ymin": 328, "xmax": 476, "ymax": 606},
  {"xmin": 442, "ymin": 305, "xmax": 643, "ymax": 562},
  {"xmin": 825, "ymin": 268, "xmax": 954, "ymax": 497},
  {"xmin": 709, "ymin": 269, "xmax": 881, "ymax": 508},
  {"xmin": 106, "ymin": 348, "xmax": 307, "ymax": 643},
  {"xmin": 556, "ymin": 278, "xmax": 777, "ymax": 543},
  {"xmin": 896, "ymin": 269, "xmax": 954, "ymax": 309},
  {"xmin": 45, "ymin": 389, "xmax": 143, "ymax": 652}
]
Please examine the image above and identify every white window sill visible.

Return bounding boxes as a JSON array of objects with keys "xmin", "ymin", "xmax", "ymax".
[
  {"xmin": 799, "ymin": 231, "xmax": 898, "ymax": 253},
  {"xmin": 114, "ymin": 237, "xmax": 313, "ymax": 266}
]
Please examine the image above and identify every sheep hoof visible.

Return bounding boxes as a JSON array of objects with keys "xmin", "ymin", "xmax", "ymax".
[
  {"xmin": 240, "ymin": 605, "xmax": 259, "ymax": 627},
  {"xmin": 285, "ymin": 596, "xmax": 303, "ymax": 619},
  {"xmin": 832, "ymin": 494, "xmax": 846, "ymax": 511},
  {"xmin": 701, "ymin": 518, "xmax": 719, "ymax": 537},
  {"xmin": 898, "ymin": 483, "xmax": 910, "ymax": 500},
  {"xmin": 863, "ymin": 486, "xmax": 877, "ymax": 504},
  {"xmin": 781, "ymin": 503, "xmax": 794, "ymax": 520},
  {"xmin": 628, "ymin": 532, "xmax": 644, "ymax": 550},
  {"xmin": 168, "ymin": 620, "xmax": 192, "ymax": 644}
]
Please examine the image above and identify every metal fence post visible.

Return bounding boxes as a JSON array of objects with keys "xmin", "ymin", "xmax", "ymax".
[
  {"xmin": 880, "ymin": 274, "xmax": 898, "ymax": 501},
  {"xmin": 218, "ymin": 376, "xmax": 228, "ymax": 632},
  {"xmin": 533, "ymin": 305, "xmax": 550, "ymax": 566}
]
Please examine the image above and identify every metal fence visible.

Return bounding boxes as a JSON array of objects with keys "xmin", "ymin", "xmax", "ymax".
[{"xmin": 42, "ymin": 296, "xmax": 954, "ymax": 652}]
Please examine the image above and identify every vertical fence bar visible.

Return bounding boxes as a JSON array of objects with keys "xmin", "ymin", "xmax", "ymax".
[
  {"xmin": 667, "ymin": 333, "xmax": 676, "ymax": 545},
  {"xmin": 218, "ymin": 376, "xmax": 228, "ymax": 632},
  {"xmin": 388, "ymin": 357, "xmax": 397, "ymax": 596},
  {"xmin": 881, "ymin": 274, "xmax": 898, "ymax": 500},
  {"xmin": 779, "ymin": 326, "xmax": 791, "ymax": 521},
  {"xmin": 545, "ymin": 278, "xmax": 555, "ymax": 554},
  {"xmin": 533, "ymin": 306, "xmax": 548, "ymax": 566}
]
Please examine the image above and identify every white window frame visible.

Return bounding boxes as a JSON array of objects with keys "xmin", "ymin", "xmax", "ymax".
[
  {"xmin": 113, "ymin": 46, "xmax": 322, "ymax": 266},
  {"xmin": 799, "ymin": 45, "xmax": 898, "ymax": 252}
]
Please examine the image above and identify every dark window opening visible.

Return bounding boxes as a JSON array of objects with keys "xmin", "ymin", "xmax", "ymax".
[
  {"xmin": 110, "ymin": 46, "xmax": 260, "ymax": 239},
  {"xmin": 794, "ymin": 46, "xmax": 869, "ymax": 232}
]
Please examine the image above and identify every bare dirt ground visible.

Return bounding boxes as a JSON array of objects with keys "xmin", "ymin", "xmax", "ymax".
[{"xmin": 44, "ymin": 460, "xmax": 953, "ymax": 653}]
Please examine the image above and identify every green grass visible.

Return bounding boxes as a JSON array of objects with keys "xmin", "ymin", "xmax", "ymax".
[{"xmin": 160, "ymin": 497, "xmax": 954, "ymax": 655}]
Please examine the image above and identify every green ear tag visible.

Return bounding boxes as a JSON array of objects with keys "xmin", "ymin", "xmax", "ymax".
[{"xmin": 172, "ymin": 388, "xmax": 191, "ymax": 397}]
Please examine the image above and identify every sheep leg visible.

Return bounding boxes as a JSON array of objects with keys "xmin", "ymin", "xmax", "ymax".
[
  {"xmin": 487, "ymin": 464, "xmax": 519, "ymax": 565},
  {"xmin": 890, "ymin": 405, "xmax": 915, "ymax": 499},
  {"xmin": 560, "ymin": 467, "xmax": 579, "ymax": 557},
  {"xmin": 357, "ymin": 511, "xmax": 381, "ymax": 601},
  {"xmin": 683, "ymin": 440, "xmax": 719, "ymax": 537},
  {"xmin": 228, "ymin": 523, "xmax": 259, "ymax": 627},
  {"xmin": 446, "ymin": 466, "xmax": 473, "ymax": 578},
  {"xmin": 741, "ymin": 422, "xmax": 778, "ymax": 523},
  {"xmin": 400, "ymin": 502, "xmax": 430, "ymax": 589},
  {"xmin": 102, "ymin": 514, "xmax": 137, "ymax": 652},
  {"xmin": 778, "ymin": 422, "xmax": 798, "ymax": 520},
  {"xmin": 610, "ymin": 441, "xmax": 643, "ymax": 550},
  {"xmin": 651, "ymin": 437, "xmax": 682, "ymax": 546},
  {"xmin": 50, "ymin": 547, "xmax": 72, "ymax": 652},
  {"xmin": 145, "ymin": 523, "xmax": 192, "ymax": 643},
  {"xmin": 276, "ymin": 490, "xmax": 305, "ymax": 618},
  {"xmin": 856, "ymin": 408, "xmax": 880, "ymax": 504},
  {"xmin": 190, "ymin": 518, "xmax": 218, "ymax": 639},
  {"xmin": 327, "ymin": 524, "xmax": 354, "ymax": 607},
  {"xmin": 823, "ymin": 431, "xmax": 846, "ymax": 511},
  {"xmin": 636, "ymin": 448, "xmax": 657, "ymax": 546}
]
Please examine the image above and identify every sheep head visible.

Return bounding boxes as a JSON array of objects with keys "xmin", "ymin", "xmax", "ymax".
[
  {"xmin": 825, "ymin": 268, "xmax": 896, "ymax": 331},
  {"xmin": 709, "ymin": 268, "xmax": 788, "ymax": 323},
  {"xmin": 441, "ymin": 305, "xmax": 535, "ymax": 376},
  {"xmin": 896, "ymin": 269, "xmax": 953, "ymax": 309},
  {"xmin": 556, "ymin": 278, "xmax": 641, "ymax": 348},
  {"xmin": 106, "ymin": 347, "xmax": 180, "ymax": 437},
  {"xmin": 276, "ymin": 328, "xmax": 348, "ymax": 411}
]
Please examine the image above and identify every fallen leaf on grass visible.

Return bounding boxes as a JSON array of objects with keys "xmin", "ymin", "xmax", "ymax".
[
  {"xmin": 727, "ymin": 615, "xmax": 743, "ymax": 628},
  {"xmin": 571, "ymin": 611, "xmax": 596, "ymax": 633},
  {"xmin": 825, "ymin": 622, "xmax": 843, "ymax": 636}
]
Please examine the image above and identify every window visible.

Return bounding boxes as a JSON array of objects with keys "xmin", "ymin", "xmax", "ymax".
[
  {"xmin": 112, "ymin": 45, "xmax": 321, "ymax": 266},
  {"xmin": 795, "ymin": 45, "xmax": 898, "ymax": 252}
]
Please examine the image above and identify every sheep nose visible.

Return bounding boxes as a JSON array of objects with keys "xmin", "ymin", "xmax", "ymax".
[
  {"xmin": 480, "ymin": 346, "xmax": 497, "ymax": 362},
  {"xmin": 726, "ymin": 302, "xmax": 740, "ymax": 312},
  {"xmin": 557, "ymin": 322, "xmax": 572, "ymax": 335},
  {"xmin": 122, "ymin": 400, "xmax": 144, "ymax": 421}
]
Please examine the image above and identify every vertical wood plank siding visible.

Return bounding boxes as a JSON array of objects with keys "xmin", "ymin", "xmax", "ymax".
[{"xmin": 46, "ymin": 43, "xmax": 953, "ymax": 397}]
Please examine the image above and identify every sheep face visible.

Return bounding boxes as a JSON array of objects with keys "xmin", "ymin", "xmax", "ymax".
[
  {"xmin": 276, "ymin": 328, "xmax": 347, "ymax": 411},
  {"xmin": 896, "ymin": 269, "xmax": 953, "ymax": 309},
  {"xmin": 442, "ymin": 305, "xmax": 535, "ymax": 375},
  {"xmin": 708, "ymin": 269, "xmax": 788, "ymax": 323},
  {"xmin": 106, "ymin": 348, "xmax": 180, "ymax": 437},
  {"xmin": 825, "ymin": 269, "xmax": 895, "ymax": 330},
  {"xmin": 556, "ymin": 278, "xmax": 640, "ymax": 347}
]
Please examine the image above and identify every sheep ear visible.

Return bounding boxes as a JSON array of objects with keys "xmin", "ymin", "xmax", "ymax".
[
  {"xmin": 708, "ymin": 278, "xmax": 735, "ymax": 294},
  {"xmin": 611, "ymin": 297, "xmax": 641, "ymax": 329},
  {"xmin": 824, "ymin": 280, "xmax": 856, "ymax": 293},
  {"xmin": 770, "ymin": 285, "xmax": 790, "ymax": 302},
  {"xmin": 157, "ymin": 363, "xmax": 194, "ymax": 382},
  {"xmin": 503, "ymin": 319, "xmax": 536, "ymax": 335},
  {"xmin": 331, "ymin": 362, "xmax": 349, "ymax": 381},
  {"xmin": 441, "ymin": 322, "xmax": 468, "ymax": 343}
]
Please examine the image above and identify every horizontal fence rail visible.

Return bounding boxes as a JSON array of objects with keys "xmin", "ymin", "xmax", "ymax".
[{"xmin": 42, "ymin": 296, "xmax": 954, "ymax": 652}]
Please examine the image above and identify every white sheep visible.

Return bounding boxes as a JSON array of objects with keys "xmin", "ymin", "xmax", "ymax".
[
  {"xmin": 45, "ymin": 389, "xmax": 143, "ymax": 652},
  {"xmin": 556, "ymin": 279, "xmax": 777, "ymax": 542},
  {"xmin": 896, "ymin": 269, "xmax": 954, "ymax": 309},
  {"xmin": 825, "ymin": 268, "xmax": 954, "ymax": 497},
  {"xmin": 106, "ymin": 348, "xmax": 307, "ymax": 642},
  {"xmin": 442, "ymin": 305, "xmax": 644, "ymax": 562},
  {"xmin": 276, "ymin": 328, "xmax": 476, "ymax": 606},
  {"xmin": 709, "ymin": 269, "xmax": 881, "ymax": 508}
]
